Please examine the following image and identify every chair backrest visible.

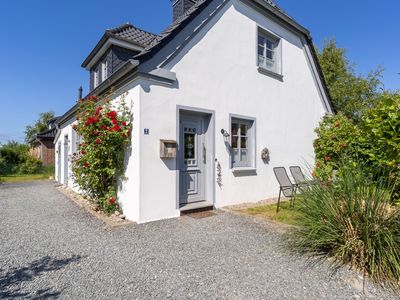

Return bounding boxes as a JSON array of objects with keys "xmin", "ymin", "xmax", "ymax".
[
  {"xmin": 273, "ymin": 167, "xmax": 293, "ymax": 188},
  {"xmin": 289, "ymin": 166, "xmax": 306, "ymax": 184}
]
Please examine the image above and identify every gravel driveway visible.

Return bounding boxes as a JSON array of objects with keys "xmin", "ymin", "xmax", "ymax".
[{"xmin": 0, "ymin": 180, "xmax": 396, "ymax": 299}]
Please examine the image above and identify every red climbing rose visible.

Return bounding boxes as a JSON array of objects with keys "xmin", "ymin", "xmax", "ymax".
[{"xmin": 109, "ymin": 111, "xmax": 117, "ymax": 119}]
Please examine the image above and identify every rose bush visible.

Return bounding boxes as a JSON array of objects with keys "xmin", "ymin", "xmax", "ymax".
[
  {"xmin": 71, "ymin": 95, "xmax": 132, "ymax": 214},
  {"xmin": 313, "ymin": 112, "xmax": 362, "ymax": 180}
]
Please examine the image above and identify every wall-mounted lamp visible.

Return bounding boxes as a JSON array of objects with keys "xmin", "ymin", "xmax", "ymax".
[{"xmin": 221, "ymin": 129, "xmax": 230, "ymax": 142}]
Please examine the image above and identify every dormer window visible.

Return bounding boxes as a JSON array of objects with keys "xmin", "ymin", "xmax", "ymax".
[{"xmin": 257, "ymin": 29, "xmax": 281, "ymax": 75}]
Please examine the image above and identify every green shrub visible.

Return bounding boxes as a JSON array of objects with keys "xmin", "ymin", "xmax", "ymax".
[
  {"xmin": 18, "ymin": 156, "xmax": 43, "ymax": 174},
  {"xmin": 314, "ymin": 113, "xmax": 362, "ymax": 180},
  {"xmin": 0, "ymin": 156, "xmax": 7, "ymax": 175},
  {"xmin": 293, "ymin": 167, "xmax": 400, "ymax": 288},
  {"xmin": 0, "ymin": 141, "xmax": 29, "ymax": 165},
  {"xmin": 361, "ymin": 93, "xmax": 400, "ymax": 169},
  {"xmin": 41, "ymin": 165, "xmax": 55, "ymax": 176},
  {"xmin": 0, "ymin": 141, "xmax": 30, "ymax": 175},
  {"xmin": 314, "ymin": 93, "xmax": 400, "ymax": 200},
  {"xmin": 361, "ymin": 93, "xmax": 400, "ymax": 198}
]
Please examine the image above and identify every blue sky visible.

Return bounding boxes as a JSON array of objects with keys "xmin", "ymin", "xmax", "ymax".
[{"xmin": 0, "ymin": 0, "xmax": 398, "ymax": 143}]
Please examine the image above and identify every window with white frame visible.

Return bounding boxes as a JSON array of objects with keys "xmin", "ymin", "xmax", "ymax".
[
  {"xmin": 93, "ymin": 68, "xmax": 100, "ymax": 88},
  {"xmin": 101, "ymin": 61, "xmax": 108, "ymax": 81},
  {"xmin": 76, "ymin": 133, "xmax": 83, "ymax": 154},
  {"xmin": 231, "ymin": 117, "xmax": 255, "ymax": 168},
  {"xmin": 71, "ymin": 129, "xmax": 77, "ymax": 154},
  {"xmin": 257, "ymin": 30, "xmax": 280, "ymax": 74}
]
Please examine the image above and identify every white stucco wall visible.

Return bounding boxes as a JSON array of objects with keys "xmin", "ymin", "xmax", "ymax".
[
  {"xmin": 55, "ymin": 0, "xmax": 331, "ymax": 224},
  {"xmin": 135, "ymin": 0, "xmax": 329, "ymax": 222},
  {"xmin": 54, "ymin": 117, "xmax": 77, "ymax": 191},
  {"xmin": 114, "ymin": 83, "xmax": 141, "ymax": 222}
]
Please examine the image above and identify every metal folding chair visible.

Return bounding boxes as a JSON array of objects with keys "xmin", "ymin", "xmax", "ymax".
[
  {"xmin": 289, "ymin": 166, "xmax": 317, "ymax": 189},
  {"xmin": 273, "ymin": 167, "xmax": 296, "ymax": 212}
]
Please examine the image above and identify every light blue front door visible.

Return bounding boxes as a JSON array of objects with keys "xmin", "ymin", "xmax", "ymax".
[{"xmin": 179, "ymin": 115, "xmax": 207, "ymax": 204}]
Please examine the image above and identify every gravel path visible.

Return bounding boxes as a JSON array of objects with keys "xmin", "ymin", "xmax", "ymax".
[{"xmin": 0, "ymin": 180, "xmax": 397, "ymax": 299}]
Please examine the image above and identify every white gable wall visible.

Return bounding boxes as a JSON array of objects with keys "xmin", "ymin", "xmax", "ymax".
[{"xmin": 135, "ymin": 0, "xmax": 329, "ymax": 222}]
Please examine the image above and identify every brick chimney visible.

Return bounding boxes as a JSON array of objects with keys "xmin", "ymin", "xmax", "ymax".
[{"xmin": 172, "ymin": 0, "xmax": 197, "ymax": 22}]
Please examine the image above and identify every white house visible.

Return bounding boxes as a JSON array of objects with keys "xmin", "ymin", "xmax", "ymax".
[{"xmin": 54, "ymin": 0, "xmax": 334, "ymax": 223}]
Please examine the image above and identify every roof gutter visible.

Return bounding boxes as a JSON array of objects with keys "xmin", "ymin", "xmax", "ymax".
[{"xmin": 305, "ymin": 36, "xmax": 336, "ymax": 113}]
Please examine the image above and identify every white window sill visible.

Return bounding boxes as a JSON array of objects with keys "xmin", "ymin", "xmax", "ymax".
[
  {"xmin": 232, "ymin": 167, "xmax": 257, "ymax": 173},
  {"xmin": 257, "ymin": 66, "xmax": 283, "ymax": 81}
]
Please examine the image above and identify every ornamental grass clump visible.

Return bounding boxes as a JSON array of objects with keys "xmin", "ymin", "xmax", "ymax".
[
  {"xmin": 293, "ymin": 167, "xmax": 400, "ymax": 289},
  {"xmin": 71, "ymin": 95, "xmax": 132, "ymax": 214}
]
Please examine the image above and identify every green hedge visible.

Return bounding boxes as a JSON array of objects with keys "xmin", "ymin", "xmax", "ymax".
[
  {"xmin": 314, "ymin": 93, "xmax": 400, "ymax": 200},
  {"xmin": 0, "ymin": 141, "xmax": 47, "ymax": 175}
]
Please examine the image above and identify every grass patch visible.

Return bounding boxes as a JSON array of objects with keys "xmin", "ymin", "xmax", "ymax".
[
  {"xmin": 0, "ymin": 174, "xmax": 51, "ymax": 183},
  {"xmin": 243, "ymin": 199, "xmax": 303, "ymax": 226}
]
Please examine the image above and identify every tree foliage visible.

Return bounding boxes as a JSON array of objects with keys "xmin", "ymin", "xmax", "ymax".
[
  {"xmin": 360, "ymin": 92, "xmax": 400, "ymax": 171},
  {"xmin": 317, "ymin": 39, "xmax": 383, "ymax": 119},
  {"xmin": 25, "ymin": 111, "xmax": 55, "ymax": 142}
]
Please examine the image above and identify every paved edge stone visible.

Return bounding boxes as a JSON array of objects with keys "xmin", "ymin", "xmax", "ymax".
[{"xmin": 56, "ymin": 185, "xmax": 135, "ymax": 228}]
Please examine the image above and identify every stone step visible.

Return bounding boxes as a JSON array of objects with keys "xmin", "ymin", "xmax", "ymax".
[{"xmin": 180, "ymin": 201, "xmax": 214, "ymax": 215}]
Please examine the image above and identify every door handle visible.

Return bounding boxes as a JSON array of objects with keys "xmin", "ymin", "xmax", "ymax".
[{"xmin": 203, "ymin": 143, "xmax": 206, "ymax": 164}]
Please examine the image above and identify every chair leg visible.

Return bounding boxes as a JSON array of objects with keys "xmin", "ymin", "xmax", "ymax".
[
  {"xmin": 276, "ymin": 188, "xmax": 282, "ymax": 213},
  {"xmin": 292, "ymin": 186, "xmax": 297, "ymax": 208},
  {"xmin": 289, "ymin": 190, "xmax": 293, "ymax": 208}
]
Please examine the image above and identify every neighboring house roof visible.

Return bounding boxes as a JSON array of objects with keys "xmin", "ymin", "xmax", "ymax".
[
  {"xmin": 47, "ymin": 116, "xmax": 60, "ymax": 124},
  {"xmin": 30, "ymin": 116, "xmax": 60, "ymax": 144},
  {"xmin": 29, "ymin": 127, "xmax": 58, "ymax": 144}
]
